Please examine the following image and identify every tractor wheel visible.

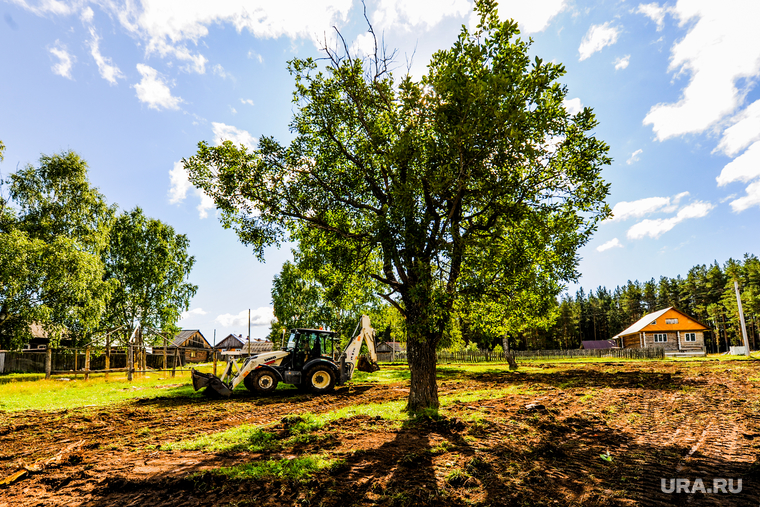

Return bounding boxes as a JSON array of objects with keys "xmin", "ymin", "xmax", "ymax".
[
  {"xmin": 244, "ymin": 369, "xmax": 279, "ymax": 394},
  {"xmin": 305, "ymin": 366, "xmax": 336, "ymax": 394}
]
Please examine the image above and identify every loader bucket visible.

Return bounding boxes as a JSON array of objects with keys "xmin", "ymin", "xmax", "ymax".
[
  {"xmin": 191, "ymin": 369, "xmax": 233, "ymax": 397},
  {"xmin": 356, "ymin": 355, "xmax": 380, "ymax": 373}
]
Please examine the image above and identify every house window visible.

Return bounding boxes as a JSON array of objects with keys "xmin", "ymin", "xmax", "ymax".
[
  {"xmin": 666, "ymin": 318, "xmax": 679, "ymax": 324},
  {"xmin": 653, "ymin": 333, "xmax": 668, "ymax": 343},
  {"xmin": 650, "ymin": 320, "xmax": 657, "ymax": 325},
  {"xmin": 685, "ymin": 333, "xmax": 696, "ymax": 342},
  {"xmin": 190, "ymin": 351, "xmax": 196, "ymax": 358}
]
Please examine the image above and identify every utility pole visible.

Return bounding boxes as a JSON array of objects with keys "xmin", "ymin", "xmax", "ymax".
[
  {"xmin": 735, "ymin": 281, "xmax": 751, "ymax": 356},
  {"xmin": 248, "ymin": 308, "xmax": 251, "ymax": 357}
]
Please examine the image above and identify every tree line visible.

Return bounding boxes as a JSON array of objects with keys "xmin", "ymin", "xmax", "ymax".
[
  {"xmin": 0, "ymin": 143, "xmax": 196, "ymax": 351},
  {"xmin": 532, "ymin": 256, "xmax": 760, "ymax": 353}
]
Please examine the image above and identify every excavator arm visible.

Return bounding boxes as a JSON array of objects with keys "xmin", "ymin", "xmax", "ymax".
[{"xmin": 338, "ymin": 315, "xmax": 380, "ymax": 384}]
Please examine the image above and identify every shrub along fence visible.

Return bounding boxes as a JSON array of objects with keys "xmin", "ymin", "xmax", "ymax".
[{"xmin": 384, "ymin": 346, "xmax": 665, "ymax": 364}]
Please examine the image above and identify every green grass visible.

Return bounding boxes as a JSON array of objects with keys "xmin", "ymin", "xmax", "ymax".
[
  {"xmin": 201, "ymin": 455, "xmax": 341, "ymax": 482},
  {"xmin": 167, "ymin": 399, "xmax": 409, "ymax": 453},
  {"xmin": 0, "ymin": 372, "xmax": 199, "ymax": 412}
]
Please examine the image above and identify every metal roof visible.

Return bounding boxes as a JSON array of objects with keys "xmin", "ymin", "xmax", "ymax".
[{"xmin": 612, "ymin": 307, "xmax": 673, "ymax": 339}]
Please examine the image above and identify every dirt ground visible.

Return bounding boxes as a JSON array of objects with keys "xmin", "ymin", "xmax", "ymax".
[{"xmin": 2, "ymin": 361, "xmax": 760, "ymax": 506}]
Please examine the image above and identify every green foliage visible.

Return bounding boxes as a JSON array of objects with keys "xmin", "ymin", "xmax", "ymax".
[
  {"xmin": 103, "ymin": 207, "xmax": 197, "ymax": 344},
  {"xmin": 184, "ymin": 1, "xmax": 611, "ymax": 410},
  {"xmin": 0, "ymin": 151, "xmax": 115, "ymax": 348}
]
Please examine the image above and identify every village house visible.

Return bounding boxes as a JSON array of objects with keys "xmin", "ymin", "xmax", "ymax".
[
  {"xmin": 215, "ymin": 333, "xmax": 245, "ymax": 353},
  {"xmin": 613, "ymin": 307, "xmax": 708, "ymax": 355},
  {"xmin": 169, "ymin": 330, "xmax": 213, "ymax": 363}
]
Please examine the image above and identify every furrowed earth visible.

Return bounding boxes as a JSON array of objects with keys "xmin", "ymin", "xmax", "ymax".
[{"xmin": 2, "ymin": 361, "xmax": 760, "ymax": 506}]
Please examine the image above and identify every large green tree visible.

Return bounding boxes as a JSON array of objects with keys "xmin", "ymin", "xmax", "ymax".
[
  {"xmin": 0, "ymin": 151, "xmax": 114, "ymax": 348},
  {"xmin": 184, "ymin": 2, "xmax": 611, "ymax": 410},
  {"xmin": 102, "ymin": 207, "xmax": 197, "ymax": 344}
]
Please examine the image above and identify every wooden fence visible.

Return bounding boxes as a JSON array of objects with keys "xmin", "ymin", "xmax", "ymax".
[
  {"xmin": 383, "ymin": 346, "xmax": 665, "ymax": 363},
  {"xmin": 0, "ymin": 346, "xmax": 217, "ymax": 377}
]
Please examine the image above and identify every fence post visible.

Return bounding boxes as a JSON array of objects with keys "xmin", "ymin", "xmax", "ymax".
[
  {"xmin": 73, "ymin": 349, "xmax": 78, "ymax": 378},
  {"xmin": 127, "ymin": 345, "xmax": 133, "ymax": 382},
  {"xmin": 213, "ymin": 350, "xmax": 218, "ymax": 376},
  {"xmin": 172, "ymin": 348, "xmax": 177, "ymax": 378},
  {"xmin": 84, "ymin": 347, "xmax": 91, "ymax": 381},
  {"xmin": 45, "ymin": 347, "xmax": 52, "ymax": 379}
]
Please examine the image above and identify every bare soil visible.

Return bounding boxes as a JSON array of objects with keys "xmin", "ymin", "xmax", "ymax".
[{"xmin": 2, "ymin": 361, "xmax": 760, "ymax": 506}]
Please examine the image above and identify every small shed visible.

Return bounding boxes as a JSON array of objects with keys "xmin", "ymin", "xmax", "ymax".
[
  {"xmin": 376, "ymin": 341, "xmax": 405, "ymax": 353},
  {"xmin": 215, "ymin": 334, "xmax": 245, "ymax": 352},
  {"xmin": 169, "ymin": 330, "xmax": 212, "ymax": 363},
  {"xmin": 580, "ymin": 340, "xmax": 618, "ymax": 350},
  {"xmin": 613, "ymin": 307, "xmax": 708, "ymax": 353}
]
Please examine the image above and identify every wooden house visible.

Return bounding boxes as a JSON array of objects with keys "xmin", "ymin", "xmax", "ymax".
[
  {"xmin": 224, "ymin": 340, "xmax": 274, "ymax": 357},
  {"xmin": 613, "ymin": 307, "xmax": 708, "ymax": 353},
  {"xmin": 169, "ymin": 330, "xmax": 212, "ymax": 363},
  {"xmin": 215, "ymin": 334, "xmax": 245, "ymax": 352}
]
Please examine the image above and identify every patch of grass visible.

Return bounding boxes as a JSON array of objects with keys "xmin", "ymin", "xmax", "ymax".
[
  {"xmin": 168, "ymin": 399, "xmax": 408, "ymax": 453},
  {"xmin": 204, "ymin": 455, "xmax": 341, "ymax": 482},
  {"xmin": 165, "ymin": 425, "xmax": 280, "ymax": 453},
  {"xmin": 440, "ymin": 385, "xmax": 531, "ymax": 407},
  {"xmin": 0, "ymin": 372, "xmax": 199, "ymax": 412}
]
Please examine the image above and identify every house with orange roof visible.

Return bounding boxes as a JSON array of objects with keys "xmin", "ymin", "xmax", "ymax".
[{"xmin": 612, "ymin": 307, "xmax": 709, "ymax": 354}]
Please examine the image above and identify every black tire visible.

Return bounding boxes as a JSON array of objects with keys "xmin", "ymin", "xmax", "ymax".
[
  {"xmin": 244, "ymin": 369, "xmax": 279, "ymax": 394},
  {"xmin": 305, "ymin": 366, "xmax": 336, "ymax": 394}
]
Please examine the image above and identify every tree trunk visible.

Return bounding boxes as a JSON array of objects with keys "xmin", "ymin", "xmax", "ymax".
[{"xmin": 406, "ymin": 333, "xmax": 439, "ymax": 412}]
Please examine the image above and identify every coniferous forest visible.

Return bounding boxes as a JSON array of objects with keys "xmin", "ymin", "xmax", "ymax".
[{"xmin": 514, "ymin": 254, "xmax": 760, "ymax": 353}]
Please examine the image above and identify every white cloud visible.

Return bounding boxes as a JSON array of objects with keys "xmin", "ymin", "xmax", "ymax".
[
  {"xmin": 614, "ymin": 55, "xmax": 630, "ymax": 70},
  {"xmin": 180, "ymin": 307, "xmax": 207, "ymax": 320},
  {"xmin": 230, "ymin": 106, "xmax": 237, "ymax": 115},
  {"xmin": 49, "ymin": 40, "xmax": 74, "ymax": 79},
  {"xmin": 578, "ymin": 21, "xmax": 621, "ymax": 61},
  {"xmin": 168, "ymin": 161, "xmax": 191, "ymax": 204},
  {"xmin": 483, "ymin": 0, "xmax": 566, "ymax": 34},
  {"xmin": 643, "ymin": 1, "xmax": 760, "ymax": 141},
  {"xmin": 215, "ymin": 307, "xmax": 274, "ymax": 328},
  {"xmin": 212, "ymin": 63, "xmax": 229, "ymax": 79},
  {"xmin": 716, "ymin": 141, "xmax": 760, "ymax": 212},
  {"xmin": 716, "ymin": 141, "xmax": 760, "ymax": 186},
  {"xmin": 373, "ymin": 0, "xmax": 470, "ymax": 31},
  {"xmin": 133, "ymin": 63, "xmax": 182, "ymax": 110},
  {"xmin": 626, "ymin": 149, "xmax": 643, "ymax": 165},
  {"xmin": 610, "ymin": 191, "xmax": 689, "ymax": 221},
  {"xmin": 168, "ymin": 160, "xmax": 216, "ymax": 218},
  {"xmin": 716, "ymin": 99, "xmax": 760, "ymax": 157},
  {"xmin": 636, "ymin": 3, "xmax": 667, "ymax": 30},
  {"xmin": 11, "ymin": 0, "xmax": 74, "ymax": 16},
  {"xmin": 212, "ymin": 122, "xmax": 256, "ymax": 150},
  {"xmin": 88, "ymin": 28, "xmax": 124, "ymax": 85},
  {"xmin": 247, "ymin": 50, "xmax": 264, "ymax": 63},
  {"xmin": 563, "ymin": 97, "xmax": 583, "ymax": 115},
  {"xmin": 350, "ymin": 32, "xmax": 376, "ymax": 58},
  {"xmin": 626, "ymin": 200, "xmax": 714, "ymax": 239},
  {"xmin": 80, "ymin": 6, "xmax": 94, "ymax": 23},
  {"xmin": 729, "ymin": 181, "xmax": 760, "ymax": 212},
  {"xmin": 240, "ymin": 98, "xmax": 255, "ymax": 106},
  {"xmin": 597, "ymin": 238, "xmax": 623, "ymax": 252},
  {"xmin": 196, "ymin": 191, "xmax": 215, "ymax": 219}
]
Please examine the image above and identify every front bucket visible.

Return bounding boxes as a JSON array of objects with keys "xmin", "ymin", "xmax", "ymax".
[{"xmin": 191, "ymin": 368, "xmax": 233, "ymax": 397}]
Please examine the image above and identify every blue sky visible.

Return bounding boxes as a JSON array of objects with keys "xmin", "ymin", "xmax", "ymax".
[{"xmin": 2, "ymin": 0, "xmax": 759, "ymax": 343}]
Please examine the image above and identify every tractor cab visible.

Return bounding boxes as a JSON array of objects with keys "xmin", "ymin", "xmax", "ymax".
[{"xmin": 283, "ymin": 329, "xmax": 337, "ymax": 370}]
